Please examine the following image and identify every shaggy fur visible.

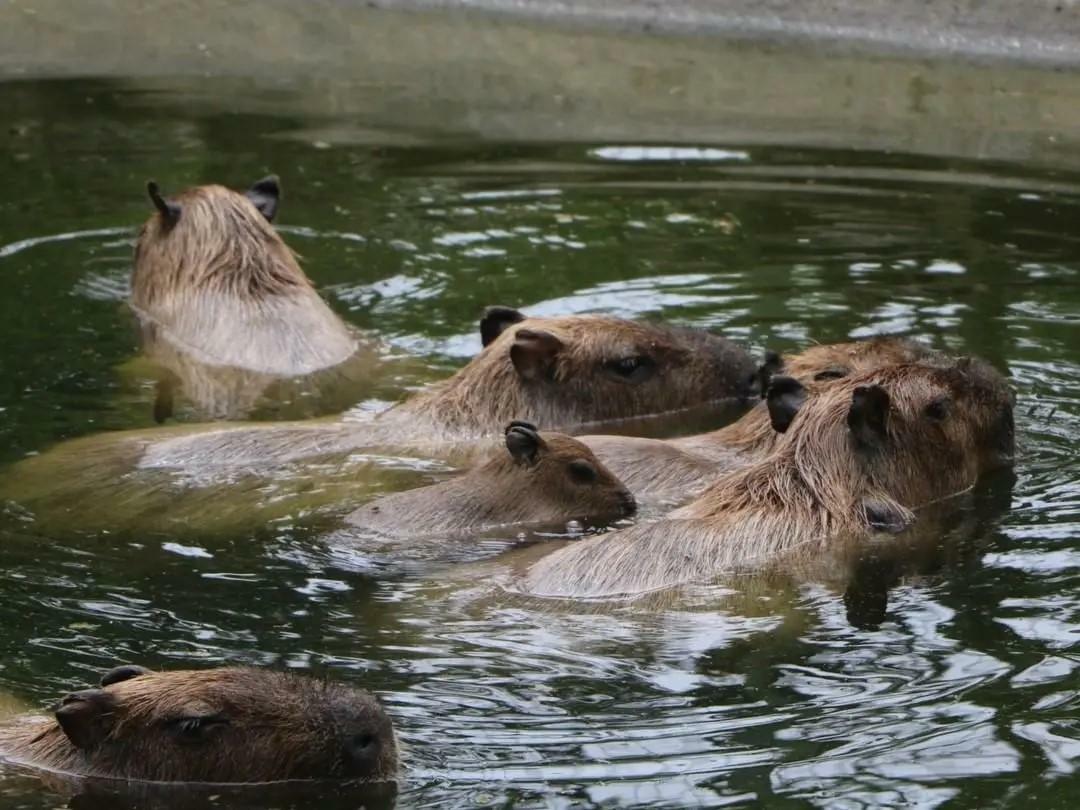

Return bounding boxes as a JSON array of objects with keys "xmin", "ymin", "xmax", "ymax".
[
  {"xmin": 580, "ymin": 337, "xmax": 943, "ymax": 503},
  {"xmin": 134, "ymin": 314, "xmax": 754, "ymax": 470},
  {"xmin": 0, "ymin": 668, "xmax": 396, "ymax": 784},
  {"xmin": 346, "ymin": 429, "xmax": 636, "ymax": 537},
  {"xmin": 131, "ymin": 182, "xmax": 357, "ymax": 376},
  {"xmin": 519, "ymin": 358, "xmax": 1014, "ymax": 599}
]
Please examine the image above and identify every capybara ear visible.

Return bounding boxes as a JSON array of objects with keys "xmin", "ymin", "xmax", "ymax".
[
  {"xmin": 505, "ymin": 422, "xmax": 546, "ymax": 466},
  {"xmin": 510, "ymin": 329, "xmax": 564, "ymax": 382},
  {"xmin": 100, "ymin": 664, "xmax": 151, "ymax": 688},
  {"xmin": 146, "ymin": 181, "xmax": 181, "ymax": 228},
  {"xmin": 480, "ymin": 306, "xmax": 526, "ymax": 347},
  {"xmin": 245, "ymin": 175, "xmax": 281, "ymax": 222},
  {"xmin": 55, "ymin": 690, "xmax": 117, "ymax": 751},
  {"xmin": 848, "ymin": 384, "xmax": 891, "ymax": 449},
  {"xmin": 766, "ymin": 375, "xmax": 808, "ymax": 433},
  {"xmin": 750, "ymin": 350, "xmax": 784, "ymax": 398}
]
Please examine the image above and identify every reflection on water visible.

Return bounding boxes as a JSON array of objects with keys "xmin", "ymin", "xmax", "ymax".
[{"xmin": 0, "ymin": 78, "xmax": 1078, "ymax": 808}]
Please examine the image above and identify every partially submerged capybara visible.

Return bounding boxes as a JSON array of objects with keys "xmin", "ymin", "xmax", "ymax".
[
  {"xmin": 518, "ymin": 357, "xmax": 1015, "ymax": 599},
  {"xmin": 0, "ymin": 307, "xmax": 751, "ymax": 533},
  {"xmin": 581, "ymin": 337, "xmax": 943, "ymax": 503},
  {"xmin": 346, "ymin": 421, "xmax": 636, "ymax": 537},
  {"xmin": 129, "ymin": 177, "xmax": 370, "ymax": 420},
  {"xmin": 114, "ymin": 306, "xmax": 757, "ymax": 470},
  {"xmin": 0, "ymin": 666, "xmax": 397, "ymax": 783}
]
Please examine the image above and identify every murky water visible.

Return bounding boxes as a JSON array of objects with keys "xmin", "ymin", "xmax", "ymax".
[{"xmin": 1, "ymin": 78, "xmax": 1078, "ymax": 808}]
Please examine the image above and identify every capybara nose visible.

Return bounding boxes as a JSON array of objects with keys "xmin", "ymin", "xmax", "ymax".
[
  {"xmin": 619, "ymin": 491, "xmax": 638, "ymax": 517},
  {"xmin": 343, "ymin": 732, "xmax": 380, "ymax": 775}
]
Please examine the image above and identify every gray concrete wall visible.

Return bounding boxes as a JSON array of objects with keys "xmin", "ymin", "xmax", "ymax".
[{"xmin": 3, "ymin": 0, "xmax": 1080, "ymax": 169}]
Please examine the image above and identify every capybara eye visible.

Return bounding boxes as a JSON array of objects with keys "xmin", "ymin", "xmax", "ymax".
[
  {"xmin": 924, "ymin": 398, "xmax": 950, "ymax": 421},
  {"xmin": 567, "ymin": 460, "xmax": 599, "ymax": 485},
  {"xmin": 167, "ymin": 713, "xmax": 228, "ymax": 743},
  {"xmin": 814, "ymin": 367, "xmax": 849, "ymax": 381},
  {"xmin": 604, "ymin": 355, "xmax": 656, "ymax": 383}
]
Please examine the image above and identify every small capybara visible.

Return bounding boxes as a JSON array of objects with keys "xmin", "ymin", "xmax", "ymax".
[
  {"xmin": 131, "ymin": 305, "xmax": 756, "ymax": 470},
  {"xmin": 0, "ymin": 666, "xmax": 397, "ymax": 783},
  {"xmin": 518, "ymin": 357, "xmax": 1015, "ymax": 599},
  {"xmin": 346, "ymin": 421, "xmax": 636, "ymax": 537},
  {"xmin": 130, "ymin": 177, "xmax": 368, "ymax": 420},
  {"xmin": 581, "ymin": 337, "xmax": 942, "ymax": 503}
]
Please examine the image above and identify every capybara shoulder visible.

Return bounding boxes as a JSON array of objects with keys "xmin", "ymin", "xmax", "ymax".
[
  {"xmin": 131, "ymin": 177, "xmax": 357, "ymax": 376},
  {"xmin": 346, "ymin": 421, "xmax": 635, "ymax": 537},
  {"xmin": 520, "ymin": 357, "xmax": 1014, "ymax": 599},
  {"xmin": 0, "ymin": 666, "xmax": 397, "ymax": 783}
]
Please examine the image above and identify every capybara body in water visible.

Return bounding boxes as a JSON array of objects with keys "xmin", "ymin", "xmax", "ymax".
[
  {"xmin": 346, "ymin": 422, "xmax": 636, "ymax": 537},
  {"xmin": 519, "ymin": 357, "xmax": 1014, "ymax": 599},
  {"xmin": 0, "ymin": 307, "xmax": 751, "ymax": 533},
  {"xmin": 122, "ymin": 306, "xmax": 757, "ymax": 470},
  {"xmin": 129, "ymin": 178, "xmax": 373, "ymax": 420},
  {"xmin": 0, "ymin": 666, "xmax": 396, "ymax": 783},
  {"xmin": 581, "ymin": 337, "xmax": 942, "ymax": 504}
]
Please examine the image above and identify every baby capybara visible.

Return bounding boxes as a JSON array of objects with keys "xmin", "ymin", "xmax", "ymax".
[
  {"xmin": 519, "ymin": 357, "xmax": 1015, "ymax": 599},
  {"xmin": 0, "ymin": 666, "xmax": 397, "ymax": 783},
  {"xmin": 346, "ymin": 421, "xmax": 635, "ymax": 537},
  {"xmin": 130, "ymin": 177, "xmax": 361, "ymax": 418},
  {"xmin": 581, "ymin": 337, "xmax": 942, "ymax": 503}
]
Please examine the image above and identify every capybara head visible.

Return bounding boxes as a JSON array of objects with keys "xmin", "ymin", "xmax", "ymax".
[
  {"xmin": 500, "ymin": 421, "xmax": 636, "ymax": 524},
  {"xmin": 419, "ymin": 307, "xmax": 755, "ymax": 430},
  {"xmin": 132, "ymin": 176, "xmax": 307, "ymax": 307},
  {"xmin": 3, "ymin": 666, "xmax": 396, "ymax": 784},
  {"xmin": 748, "ymin": 337, "xmax": 942, "ymax": 395},
  {"xmin": 764, "ymin": 357, "xmax": 1015, "ymax": 516}
]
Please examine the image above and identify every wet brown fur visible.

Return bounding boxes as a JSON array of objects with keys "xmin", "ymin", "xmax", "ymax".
[
  {"xmin": 520, "ymin": 358, "xmax": 1014, "ymax": 599},
  {"xmin": 0, "ymin": 668, "xmax": 396, "ymax": 784},
  {"xmin": 582, "ymin": 338, "xmax": 943, "ymax": 503},
  {"xmin": 130, "ymin": 182, "xmax": 358, "ymax": 378},
  {"xmin": 134, "ymin": 314, "xmax": 754, "ymax": 470},
  {"xmin": 346, "ymin": 429, "xmax": 635, "ymax": 537}
]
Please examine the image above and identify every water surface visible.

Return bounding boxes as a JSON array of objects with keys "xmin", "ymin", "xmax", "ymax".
[{"xmin": 0, "ymin": 78, "xmax": 1077, "ymax": 808}]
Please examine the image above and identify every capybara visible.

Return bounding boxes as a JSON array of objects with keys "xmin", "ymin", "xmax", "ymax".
[
  {"xmin": 124, "ymin": 306, "xmax": 757, "ymax": 470},
  {"xmin": 0, "ymin": 308, "xmax": 749, "ymax": 533},
  {"xmin": 517, "ymin": 357, "xmax": 1015, "ymax": 599},
  {"xmin": 129, "ymin": 177, "xmax": 370, "ymax": 420},
  {"xmin": 346, "ymin": 421, "xmax": 636, "ymax": 537},
  {"xmin": 0, "ymin": 666, "xmax": 397, "ymax": 783},
  {"xmin": 580, "ymin": 337, "xmax": 942, "ymax": 503}
]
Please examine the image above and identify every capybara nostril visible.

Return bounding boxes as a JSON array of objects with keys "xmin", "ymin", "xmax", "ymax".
[{"xmin": 343, "ymin": 732, "xmax": 379, "ymax": 774}]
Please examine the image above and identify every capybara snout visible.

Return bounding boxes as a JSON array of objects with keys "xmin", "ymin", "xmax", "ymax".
[{"xmin": 0, "ymin": 666, "xmax": 397, "ymax": 784}]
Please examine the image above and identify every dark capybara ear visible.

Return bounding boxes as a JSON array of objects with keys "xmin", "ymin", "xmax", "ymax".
[
  {"xmin": 848, "ymin": 384, "xmax": 891, "ymax": 449},
  {"xmin": 510, "ymin": 329, "xmax": 564, "ymax": 382},
  {"xmin": 766, "ymin": 376, "xmax": 808, "ymax": 433},
  {"xmin": 861, "ymin": 498, "xmax": 912, "ymax": 534},
  {"xmin": 505, "ymin": 422, "xmax": 545, "ymax": 466},
  {"xmin": 146, "ymin": 181, "xmax": 181, "ymax": 228},
  {"xmin": 480, "ymin": 306, "xmax": 526, "ymax": 348},
  {"xmin": 55, "ymin": 689, "xmax": 118, "ymax": 751},
  {"xmin": 245, "ymin": 175, "xmax": 281, "ymax": 222},
  {"xmin": 750, "ymin": 350, "xmax": 784, "ymax": 398},
  {"xmin": 100, "ymin": 664, "xmax": 151, "ymax": 688}
]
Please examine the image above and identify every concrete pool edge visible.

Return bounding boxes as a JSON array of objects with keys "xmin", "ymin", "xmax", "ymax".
[{"xmin": 382, "ymin": 0, "xmax": 1080, "ymax": 69}]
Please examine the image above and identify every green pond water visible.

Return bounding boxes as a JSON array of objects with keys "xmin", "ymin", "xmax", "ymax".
[{"xmin": 0, "ymin": 77, "xmax": 1078, "ymax": 808}]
